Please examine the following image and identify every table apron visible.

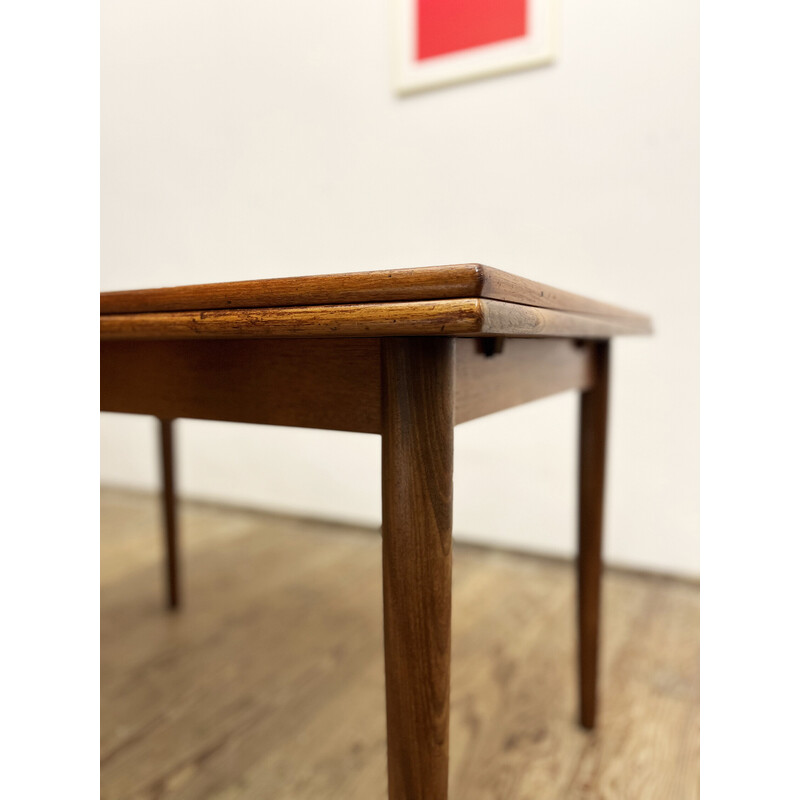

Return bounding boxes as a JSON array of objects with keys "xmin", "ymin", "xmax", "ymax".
[{"xmin": 101, "ymin": 337, "xmax": 597, "ymax": 433}]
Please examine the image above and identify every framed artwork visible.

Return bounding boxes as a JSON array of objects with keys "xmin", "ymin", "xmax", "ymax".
[{"xmin": 394, "ymin": 0, "xmax": 558, "ymax": 95}]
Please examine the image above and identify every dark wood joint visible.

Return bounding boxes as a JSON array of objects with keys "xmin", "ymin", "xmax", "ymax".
[{"xmin": 477, "ymin": 336, "xmax": 506, "ymax": 357}]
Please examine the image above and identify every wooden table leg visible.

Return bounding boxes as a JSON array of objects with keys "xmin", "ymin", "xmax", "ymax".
[
  {"xmin": 381, "ymin": 338, "xmax": 454, "ymax": 800},
  {"xmin": 158, "ymin": 417, "xmax": 180, "ymax": 610},
  {"xmin": 577, "ymin": 340, "xmax": 610, "ymax": 729}
]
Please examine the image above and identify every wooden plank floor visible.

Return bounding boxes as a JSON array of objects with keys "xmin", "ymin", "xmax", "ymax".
[{"xmin": 101, "ymin": 487, "xmax": 699, "ymax": 800}]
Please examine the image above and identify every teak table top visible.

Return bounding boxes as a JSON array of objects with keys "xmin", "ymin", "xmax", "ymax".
[{"xmin": 100, "ymin": 264, "xmax": 652, "ymax": 340}]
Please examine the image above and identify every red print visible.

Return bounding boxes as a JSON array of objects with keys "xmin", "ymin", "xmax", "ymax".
[{"xmin": 417, "ymin": 0, "xmax": 527, "ymax": 61}]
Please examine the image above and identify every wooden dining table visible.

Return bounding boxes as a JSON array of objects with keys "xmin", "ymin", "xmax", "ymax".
[{"xmin": 100, "ymin": 263, "xmax": 652, "ymax": 800}]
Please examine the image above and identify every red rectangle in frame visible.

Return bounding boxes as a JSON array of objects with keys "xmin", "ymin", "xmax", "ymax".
[{"xmin": 417, "ymin": 0, "xmax": 527, "ymax": 61}]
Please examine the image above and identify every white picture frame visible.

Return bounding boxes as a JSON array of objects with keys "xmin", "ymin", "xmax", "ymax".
[{"xmin": 394, "ymin": 0, "xmax": 559, "ymax": 95}]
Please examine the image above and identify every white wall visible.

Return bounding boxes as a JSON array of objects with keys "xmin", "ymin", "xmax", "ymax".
[{"xmin": 101, "ymin": 0, "xmax": 698, "ymax": 576}]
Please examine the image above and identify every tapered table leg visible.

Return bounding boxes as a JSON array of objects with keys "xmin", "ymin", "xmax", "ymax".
[
  {"xmin": 381, "ymin": 338, "xmax": 454, "ymax": 800},
  {"xmin": 158, "ymin": 418, "xmax": 180, "ymax": 610},
  {"xmin": 577, "ymin": 340, "xmax": 610, "ymax": 729}
]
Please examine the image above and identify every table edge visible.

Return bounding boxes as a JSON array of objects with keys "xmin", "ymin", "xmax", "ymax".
[
  {"xmin": 100, "ymin": 264, "xmax": 650, "ymax": 322},
  {"xmin": 100, "ymin": 297, "xmax": 653, "ymax": 341}
]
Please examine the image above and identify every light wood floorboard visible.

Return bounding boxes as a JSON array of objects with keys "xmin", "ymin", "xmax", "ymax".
[{"xmin": 101, "ymin": 487, "xmax": 698, "ymax": 800}]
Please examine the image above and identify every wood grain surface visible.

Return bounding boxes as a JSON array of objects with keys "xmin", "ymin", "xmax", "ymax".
[
  {"xmin": 381, "ymin": 338, "xmax": 454, "ymax": 800},
  {"xmin": 479, "ymin": 299, "xmax": 652, "ymax": 338},
  {"xmin": 101, "ymin": 264, "xmax": 650, "ymax": 322},
  {"xmin": 100, "ymin": 298, "xmax": 651, "ymax": 341},
  {"xmin": 102, "ymin": 337, "xmax": 596, "ymax": 433},
  {"xmin": 100, "ymin": 299, "xmax": 483, "ymax": 340},
  {"xmin": 454, "ymin": 338, "xmax": 594, "ymax": 424},
  {"xmin": 101, "ymin": 338, "xmax": 383, "ymax": 433},
  {"xmin": 101, "ymin": 488, "xmax": 699, "ymax": 800}
]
